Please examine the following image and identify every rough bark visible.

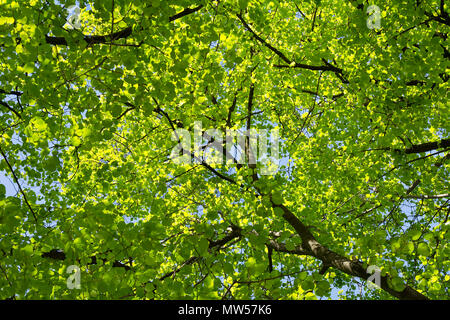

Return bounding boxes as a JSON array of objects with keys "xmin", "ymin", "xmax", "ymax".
[{"xmin": 275, "ymin": 203, "xmax": 429, "ymax": 300}]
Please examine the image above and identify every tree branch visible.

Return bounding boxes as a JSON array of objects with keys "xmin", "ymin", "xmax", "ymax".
[
  {"xmin": 46, "ymin": 5, "xmax": 204, "ymax": 46},
  {"xmin": 273, "ymin": 203, "xmax": 428, "ymax": 300},
  {"xmin": 0, "ymin": 89, "xmax": 22, "ymax": 96},
  {"xmin": 405, "ymin": 193, "xmax": 449, "ymax": 199},
  {"xmin": 41, "ymin": 249, "xmax": 131, "ymax": 270},
  {"xmin": 402, "ymin": 138, "xmax": 450, "ymax": 154},
  {"xmin": 0, "ymin": 146, "xmax": 37, "ymax": 223},
  {"xmin": 159, "ymin": 224, "xmax": 242, "ymax": 281},
  {"xmin": 45, "ymin": 27, "xmax": 133, "ymax": 46},
  {"xmin": 236, "ymin": 13, "xmax": 291, "ymax": 64},
  {"xmin": 169, "ymin": 5, "xmax": 203, "ymax": 22},
  {"xmin": 153, "ymin": 100, "xmax": 238, "ymax": 185},
  {"xmin": 266, "ymin": 238, "xmax": 311, "ymax": 256},
  {"xmin": 0, "ymin": 101, "xmax": 22, "ymax": 119}
]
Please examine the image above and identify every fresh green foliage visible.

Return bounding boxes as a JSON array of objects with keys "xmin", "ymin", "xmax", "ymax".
[{"xmin": 0, "ymin": 0, "xmax": 448, "ymax": 300}]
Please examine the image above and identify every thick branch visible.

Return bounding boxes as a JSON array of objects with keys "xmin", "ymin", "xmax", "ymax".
[
  {"xmin": 46, "ymin": 5, "xmax": 204, "ymax": 46},
  {"xmin": 169, "ymin": 5, "xmax": 203, "ymax": 22},
  {"xmin": 273, "ymin": 203, "xmax": 428, "ymax": 300},
  {"xmin": 209, "ymin": 224, "xmax": 242, "ymax": 248},
  {"xmin": 45, "ymin": 27, "xmax": 133, "ymax": 46},
  {"xmin": 403, "ymin": 138, "xmax": 450, "ymax": 154},
  {"xmin": 41, "ymin": 249, "xmax": 131, "ymax": 270},
  {"xmin": 266, "ymin": 238, "xmax": 311, "ymax": 256}
]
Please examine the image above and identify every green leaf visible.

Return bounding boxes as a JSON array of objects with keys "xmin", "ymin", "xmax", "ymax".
[
  {"xmin": 423, "ymin": 233, "xmax": 435, "ymax": 242},
  {"xmin": 417, "ymin": 242, "xmax": 431, "ymax": 257},
  {"xmin": 205, "ymin": 275, "xmax": 214, "ymax": 289},
  {"xmin": 390, "ymin": 276, "xmax": 406, "ymax": 291},
  {"xmin": 391, "ymin": 239, "xmax": 401, "ymax": 253},
  {"xmin": 110, "ymin": 104, "xmax": 122, "ymax": 118},
  {"xmin": 316, "ymin": 280, "xmax": 331, "ymax": 296},
  {"xmin": 0, "ymin": 184, "xmax": 5, "ymax": 199},
  {"xmin": 298, "ymin": 272, "xmax": 308, "ymax": 280},
  {"xmin": 272, "ymin": 191, "xmax": 283, "ymax": 205},
  {"xmin": 23, "ymin": 244, "xmax": 34, "ymax": 255},
  {"xmin": 197, "ymin": 237, "xmax": 209, "ymax": 255},
  {"xmin": 239, "ymin": 0, "xmax": 249, "ymax": 10},
  {"xmin": 301, "ymin": 279, "xmax": 314, "ymax": 291},
  {"xmin": 23, "ymin": 62, "xmax": 34, "ymax": 73},
  {"xmin": 403, "ymin": 242, "xmax": 414, "ymax": 255},
  {"xmin": 0, "ymin": 16, "xmax": 15, "ymax": 25},
  {"xmin": 246, "ymin": 257, "xmax": 256, "ymax": 271},
  {"xmin": 410, "ymin": 229, "xmax": 421, "ymax": 241},
  {"xmin": 273, "ymin": 206, "xmax": 284, "ymax": 215}
]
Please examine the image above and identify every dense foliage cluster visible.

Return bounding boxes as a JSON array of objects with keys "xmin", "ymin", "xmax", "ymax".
[{"xmin": 0, "ymin": 0, "xmax": 448, "ymax": 299}]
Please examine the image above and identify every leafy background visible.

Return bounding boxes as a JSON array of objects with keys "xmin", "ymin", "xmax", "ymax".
[{"xmin": 0, "ymin": 0, "xmax": 448, "ymax": 299}]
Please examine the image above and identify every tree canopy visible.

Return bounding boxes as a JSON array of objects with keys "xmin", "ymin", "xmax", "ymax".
[{"xmin": 0, "ymin": 0, "xmax": 449, "ymax": 300}]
